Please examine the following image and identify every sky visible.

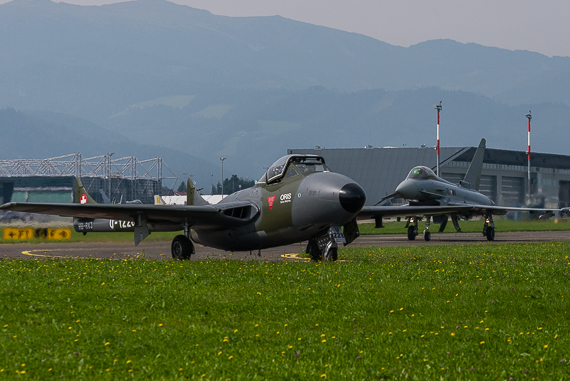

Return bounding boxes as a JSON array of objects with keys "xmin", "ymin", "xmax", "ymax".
[{"xmin": 2, "ymin": 0, "xmax": 568, "ymax": 57}]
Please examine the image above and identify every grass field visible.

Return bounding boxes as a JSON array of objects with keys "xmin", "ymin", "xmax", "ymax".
[{"xmin": 1, "ymin": 242, "xmax": 568, "ymax": 379}]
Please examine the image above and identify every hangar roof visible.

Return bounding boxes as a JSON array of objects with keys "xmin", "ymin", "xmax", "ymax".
[{"xmin": 288, "ymin": 146, "xmax": 570, "ymax": 206}]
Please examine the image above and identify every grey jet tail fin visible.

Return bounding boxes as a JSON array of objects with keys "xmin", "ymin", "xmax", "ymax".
[
  {"xmin": 187, "ymin": 178, "xmax": 209, "ymax": 206},
  {"xmin": 460, "ymin": 138, "xmax": 486, "ymax": 191},
  {"xmin": 99, "ymin": 189, "xmax": 112, "ymax": 204}
]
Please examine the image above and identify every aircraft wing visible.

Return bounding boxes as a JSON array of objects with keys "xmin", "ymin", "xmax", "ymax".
[
  {"xmin": 358, "ymin": 205, "xmax": 476, "ymax": 220},
  {"xmin": 453, "ymin": 204, "xmax": 559, "ymax": 216},
  {"xmin": 359, "ymin": 203, "xmax": 560, "ymax": 220},
  {"xmin": 0, "ymin": 201, "xmax": 259, "ymax": 230}
]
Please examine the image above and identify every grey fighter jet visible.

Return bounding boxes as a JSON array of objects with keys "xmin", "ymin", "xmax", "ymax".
[{"xmin": 376, "ymin": 139, "xmax": 560, "ymax": 241}]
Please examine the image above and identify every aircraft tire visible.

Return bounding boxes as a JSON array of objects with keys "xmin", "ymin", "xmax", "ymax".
[
  {"xmin": 486, "ymin": 227, "xmax": 495, "ymax": 241},
  {"xmin": 407, "ymin": 226, "xmax": 416, "ymax": 241},
  {"xmin": 171, "ymin": 235, "xmax": 194, "ymax": 260},
  {"xmin": 324, "ymin": 248, "xmax": 338, "ymax": 262},
  {"xmin": 306, "ymin": 239, "xmax": 322, "ymax": 261},
  {"xmin": 424, "ymin": 231, "xmax": 431, "ymax": 241}
]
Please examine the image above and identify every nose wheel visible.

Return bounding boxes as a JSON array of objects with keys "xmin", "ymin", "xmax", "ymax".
[
  {"xmin": 482, "ymin": 215, "xmax": 496, "ymax": 241},
  {"xmin": 405, "ymin": 217, "xmax": 419, "ymax": 240}
]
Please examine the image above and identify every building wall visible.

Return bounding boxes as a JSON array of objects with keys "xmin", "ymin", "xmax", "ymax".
[
  {"xmin": 0, "ymin": 180, "xmax": 15, "ymax": 204},
  {"xmin": 0, "ymin": 176, "xmax": 162, "ymax": 204},
  {"xmin": 290, "ymin": 146, "xmax": 570, "ymax": 208}
]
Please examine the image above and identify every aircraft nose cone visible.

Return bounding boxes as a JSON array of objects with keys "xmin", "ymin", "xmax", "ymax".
[
  {"xmin": 395, "ymin": 179, "xmax": 418, "ymax": 200},
  {"xmin": 339, "ymin": 183, "xmax": 366, "ymax": 213}
]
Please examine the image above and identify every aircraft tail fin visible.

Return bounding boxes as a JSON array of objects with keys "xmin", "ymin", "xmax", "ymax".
[
  {"xmin": 75, "ymin": 178, "xmax": 98, "ymax": 204},
  {"xmin": 460, "ymin": 138, "xmax": 486, "ymax": 190},
  {"xmin": 187, "ymin": 178, "xmax": 209, "ymax": 206},
  {"xmin": 99, "ymin": 189, "xmax": 112, "ymax": 204}
]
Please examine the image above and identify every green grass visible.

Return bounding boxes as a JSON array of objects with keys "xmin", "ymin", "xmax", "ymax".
[{"xmin": 1, "ymin": 242, "xmax": 569, "ymax": 379}]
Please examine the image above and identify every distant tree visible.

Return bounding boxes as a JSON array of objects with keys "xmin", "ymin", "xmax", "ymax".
[
  {"xmin": 222, "ymin": 175, "xmax": 255, "ymax": 194},
  {"xmin": 177, "ymin": 181, "xmax": 187, "ymax": 192},
  {"xmin": 160, "ymin": 186, "xmax": 174, "ymax": 196}
]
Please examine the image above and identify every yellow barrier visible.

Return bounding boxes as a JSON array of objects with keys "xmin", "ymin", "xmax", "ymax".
[{"xmin": 3, "ymin": 227, "xmax": 72, "ymax": 240}]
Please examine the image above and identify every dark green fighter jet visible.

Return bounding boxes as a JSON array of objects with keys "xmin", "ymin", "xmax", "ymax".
[{"xmin": 1, "ymin": 155, "xmax": 375, "ymax": 261}]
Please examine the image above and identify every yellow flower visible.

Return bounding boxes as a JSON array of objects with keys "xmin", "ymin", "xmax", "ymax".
[{"xmin": 480, "ymin": 341, "xmax": 485, "ymax": 345}]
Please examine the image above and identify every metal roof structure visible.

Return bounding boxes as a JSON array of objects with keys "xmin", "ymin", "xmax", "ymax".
[{"xmin": 0, "ymin": 153, "xmax": 177, "ymax": 182}]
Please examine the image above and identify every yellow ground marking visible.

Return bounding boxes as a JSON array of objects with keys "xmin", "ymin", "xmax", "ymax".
[
  {"xmin": 22, "ymin": 250, "xmax": 69, "ymax": 259},
  {"xmin": 281, "ymin": 253, "xmax": 310, "ymax": 261}
]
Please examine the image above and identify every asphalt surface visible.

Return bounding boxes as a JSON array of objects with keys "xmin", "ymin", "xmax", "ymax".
[{"xmin": 1, "ymin": 230, "xmax": 569, "ymax": 261}]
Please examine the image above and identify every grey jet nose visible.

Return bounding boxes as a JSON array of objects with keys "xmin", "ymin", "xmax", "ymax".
[
  {"xmin": 339, "ymin": 183, "xmax": 366, "ymax": 213},
  {"xmin": 395, "ymin": 179, "xmax": 418, "ymax": 199}
]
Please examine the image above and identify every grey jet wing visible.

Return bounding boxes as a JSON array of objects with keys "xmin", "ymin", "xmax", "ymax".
[
  {"xmin": 358, "ymin": 203, "xmax": 560, "ymax": 221},
  {"xmin": 358, "ymin": 204, "xmax": 476, "ymax": 220}
]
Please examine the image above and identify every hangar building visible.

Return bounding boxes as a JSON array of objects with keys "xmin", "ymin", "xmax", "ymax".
[{"xmin": 289, "ymin": 145, "xmax": 570, "ymax": 209}]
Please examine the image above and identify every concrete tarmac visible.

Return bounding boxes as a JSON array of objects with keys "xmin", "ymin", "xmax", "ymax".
[{"xmin": 1, "ymin": 230, "xmax": 569, "ymax": 261}]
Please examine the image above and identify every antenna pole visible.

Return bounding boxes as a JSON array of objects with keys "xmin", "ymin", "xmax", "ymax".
[
  {"xmin": 434, "ymin": 101, "xmax": 442, "ymax": 176},
  {"xmin": 525, "ymin": 110, "xmax": 532, "ymax": 203}
]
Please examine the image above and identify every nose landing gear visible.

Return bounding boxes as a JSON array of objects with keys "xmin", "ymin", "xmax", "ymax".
[
  {"xmin": 405, "ymin": 217, "xmax": 419, "ymax": 240},
  {"xmin": 306, "ymin": 226, "xmax": 345, "ymax": 261},
  {"xmin": 482, "ymin": 215, "xmax": 496, "ymax": 241}
]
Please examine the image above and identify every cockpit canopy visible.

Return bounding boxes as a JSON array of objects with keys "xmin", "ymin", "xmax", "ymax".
[
  {"xmin": 260, "ymin": 155, "xmax": 330, "ymax": 184},
  {"xmin": 406, "ymin": 166, "xmax": 437, "ymax": 180}
]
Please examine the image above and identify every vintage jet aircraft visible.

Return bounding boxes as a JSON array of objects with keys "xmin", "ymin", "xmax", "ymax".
[
  {"xmin": 380, "ymin": 138, "xmax": 559, "ymax": 241},
  {"xmin": 1, "ymin": 155, "xmax": 374, "ymax": 261}
]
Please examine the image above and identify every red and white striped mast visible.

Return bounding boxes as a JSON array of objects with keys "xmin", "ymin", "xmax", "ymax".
[
  {"xmin": 434, "ymin": 101, "xmax": 442, "ymax": 176},
  {"xmin": 525, "ymin": 110, "xmax": 532, "ymax": 202}
]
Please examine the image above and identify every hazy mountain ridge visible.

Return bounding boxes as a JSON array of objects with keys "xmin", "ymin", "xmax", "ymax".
[
  {"xmin": 0, "ymin": 108, "xmax": 220, "ymax": 188},
  {"xmin": 1, "ymin": 0, "xmax": 570, "ymax": 183}
]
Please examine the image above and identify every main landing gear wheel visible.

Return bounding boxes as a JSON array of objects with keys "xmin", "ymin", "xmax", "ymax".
[
  {"xmin": 407, "ymin": 226, "xmax": 417, "ymax": 241},
  {"xmin": 485, "ymin": 227, "xmax": 495, "ymax": 241},
  {"xmin": 171, "ymin": 235, "xmax": 194, "ymax": 260},
  {"xmin": 424, "ymin": 231, "xmax": 431, "ymax": 241}
]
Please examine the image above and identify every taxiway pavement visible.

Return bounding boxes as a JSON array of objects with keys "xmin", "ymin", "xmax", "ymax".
[{"xmin": 1, "ymin": 230, "xmax": 569, "ymax": 261}]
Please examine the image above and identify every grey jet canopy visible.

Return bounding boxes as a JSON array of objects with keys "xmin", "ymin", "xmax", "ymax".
[{"xmin": 260, "ymin": 154, "xmax": 331, "ymax": 184}]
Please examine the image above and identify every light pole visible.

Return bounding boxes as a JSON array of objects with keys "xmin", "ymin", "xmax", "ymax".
[
  {"xmin": 107, "ymin": 152, "xmax": 114, "ymax": 199},
  {"xmin": 434, "ymin": 101, "xmax": 442, "ymax": 177},
  {"xmin": 220, "ymin": 157, "xmax": 227, "ymax": 199},
  {"xmin": 525, "ymin": 110, "xmax": 532, "ymax": 203}
]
